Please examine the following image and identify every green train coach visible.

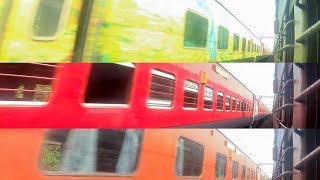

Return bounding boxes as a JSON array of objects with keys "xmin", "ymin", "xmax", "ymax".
[
  {"xmin": 274, "ymin": 0, "xmax": 320, "ymax": 62},
  {"xmin": 0, "ymin": 0, "xmax": 263, "ymax": 63}
]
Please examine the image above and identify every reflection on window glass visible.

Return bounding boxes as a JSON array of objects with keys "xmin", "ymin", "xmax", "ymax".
[
  {"xmin": 33, "ymin": 0, "xmax": 66, "ymax": 37},
  {"xmin": 40, "ymin": 129, "xmax": 143, "ymax": 174},
  {"xmin": 176, "ymin": 137, "xmax": 204, "ymax": 176},
  {"xmin": 215, "ymin": 153, "xmax": 227, "ymax": 178},
  {"xmin": 184, "ymin": 10, "xmax": 208, "ymax": 48}
]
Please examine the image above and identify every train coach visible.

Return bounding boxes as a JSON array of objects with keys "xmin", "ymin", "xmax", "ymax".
[
  {"xmin": 0, "ymin": 63, "xmax": 269, "ymax": 128},
  {"xmin": 0, "ymin": 0, "xmax": 263, "ymax": 63},
  {"xmin": 0, "ymin": 129, "xmax": 269, "ymax": 180},
  {"xmin": 272, "ymin": 129, "xmax": 320, "ymax": 180},
  {"xmin": 274, "ymin": 0, "xmax": 320, "ymax": 62},
  {"xmin": 272, "ymin": 63, "xmax": 320, "ymax": 128}
]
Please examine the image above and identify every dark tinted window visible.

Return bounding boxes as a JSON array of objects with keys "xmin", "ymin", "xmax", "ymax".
[
  {"xmin": 184, "ymin": 10, "xmax": 208, "ymax": 48},
  {"xmin": 33, "ymin": 0, "xmax": 67, "ymax": 37},
  {"xmin": 85, "ymin": 64, "xmax": 134, "ymax": 104},
  {"xmin": 40, "ymin": 129, "xmax": 142, "ymax": 174},
  {"xmin": 175, "ymin": 137, "xmax": 204, "ymax": 176},
  {"xmin": 241, "ymin": 165, "xmax": 246, "ymax": 179},
  {"xmin": 218, "ymin": 26, "xmax": 229, "ymax": 49},
  {"xmin": 242, "ymin": 38, "xmax": 246, "ymax": 52},
  {"xmin": 215, "ymin": 153, "xmax": 227, "ymax": 178},
  {"xmin": 233, "ymin": 34, "xmax": 239, "ymax": 51},
  {"xmin": 232, "ymin": 160, "xmax": 239, "ymax": 179}
]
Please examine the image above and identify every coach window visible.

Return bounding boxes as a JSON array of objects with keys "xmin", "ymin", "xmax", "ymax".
[
  {"xmin": 242, "ymin": 38, "xmax": 246, "ymax": 52},
  {"xmin": 31, "ymin": 0, "xmax": 71, "ymax": 40},
  {"xmin": 175, "ymin": 137, "xmax": 204, "ymax": 177},
  {"xmin": 231, "ymin": 97, "xmax": 236, "ymax": 111},
  {"xmin": 147, "ymin": 69, "xmax": 175, "ymax": 108},
  {"xmin": 204, "ymin": 86, "xmax": 214, "ymax": 110},
  {"xmin": 218, "ymin": 26, "xmax": 229, "ymax": 49},
  {"xmin": 215, "ymin": 153, "xmax": 227, "ymax": 178},
  {"xmin": 233, "ymin": 34, "xmax": 239, "ymax": 51},
  {"xmin": 184, "ymin": 10, "xmax": 208, "ymax": 48},
  {"xmin": 247, "ymin": 168, "xmax": 250, "ymax": 179},
  {"xmin": 0, "ymin": 63, "xmax": 56, "ymax": 103},
  {"xmin": 39, "ymin": 129, "xmax": 143, "ymax": 175},
  {"xmin": 225, "ymin": 94, "xmax": 231, "ymax": 111},
  {"xmin": 232, "ymin": 160, "xmax": 239, "ymax": 179},
  {"xmin": 241, "ymin": 101, "xmax": 244, "ymax": 111},
  {"xmin": 183, "ymin": 80, "xmax": 199, "ymax": 109},
  {"xmin": 237, "ymin": 99, "xmax": 240, "ymax": 111},
  {"xmin": 217, "ymin": 91, "xmax": 224, "ymax": 111},
  {"xmin": 241, "ymin": 165, "xmax": 246, "ymax": 180},
  {"xmin": 85, "ymin": 63, "xmax": 134, "ymax": 106},
  {"xmin": 247, "ymin": 40, "xmax": 251, "ymax": 52}
]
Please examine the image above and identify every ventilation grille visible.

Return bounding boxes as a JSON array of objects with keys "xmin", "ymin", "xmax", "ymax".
[{"xmin": 147, "ymin": 70, "xmax": 175, "ymax": 108}]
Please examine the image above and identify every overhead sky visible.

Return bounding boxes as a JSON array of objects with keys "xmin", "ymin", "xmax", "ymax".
[
  {"xmin": 220, "ymin": 129, "xmax": 275, "ymax": 178},
  {"xmin": 221, "ymin": 63, "xmax": 275, "ymax": 110},
  {"xmin": 218, "ymin": 0, "xmax": 275, "ymax": 50}
]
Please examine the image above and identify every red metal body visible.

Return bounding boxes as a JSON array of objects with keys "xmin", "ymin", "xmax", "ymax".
[{"xmin": 0, "ymin": 63, "xmax": 269, "ymax": 128}]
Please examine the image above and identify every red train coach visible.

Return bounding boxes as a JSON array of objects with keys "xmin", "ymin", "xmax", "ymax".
[{"xmin": 0, "ymin": 63, "xmax": 270, "ymax": 128}]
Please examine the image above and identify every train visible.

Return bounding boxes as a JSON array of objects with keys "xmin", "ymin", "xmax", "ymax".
[
  {"xmin": 274, "ymin": 0, "xmax": 320, "ymax": 62},
  {"xmin": 272, "ymin": 63, "xmax": 320, "ymax": 128},
  {"xmin": 0, "ymin": 0, "xmax": 265, "ymax": 63},
  {"xmin": 272, "ymin": 129, "xmax": 320, "ymax": 180},
  {"xmin": 0, "ymin": 63, "xmax": 270, "ymax": 128},
  {"xmin": 0, "ymin": 129, "xmax": 269, "ymax": 180}
]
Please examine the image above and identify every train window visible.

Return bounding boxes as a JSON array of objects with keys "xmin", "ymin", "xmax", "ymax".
[
  {"xmin": 0, "ymin": 63, "xmax": 57, "ymax": 103},
  {"xmin": 184, "ymin": 10, "xmax": 208, "ymax": 48},
  {"xmin": 232, "ymin": 97, "xmax": 236, "ymax": 111},
  {"xmin": 85, "ymin": 63, "xmax": 134, "ymax": 106},
  {"xmin": 241, "ymin": 101, "xmax": 244, "ymax": 111},
  {"xmin": 39, "ymin": 129, "xmax": 143, "ymax": 175},
  {"xmin": 247, "ymin": 40, "xmax": 251, "ymax": 52},
  {"xmin": 217, "ymin": 92, "xmax": 224, "ymax": 110},
  {"xmin": 183, "ymin": 80, "xmax": 199, "ymax": 109},
  {"xmin": 232, "ymin": 160, "xmax": 239, "ymax": 179},
  {"xmin": 225, "ymin": 94, "xmax": 231, "ymax": 111},
  {"xmin": 31, "ymin": 0, "xmax": 71, "ymax": 40},
  {"xmin": 233, "ymin": 34, "xmax": 240, "ymax": 51},
  {"xmin": 215, "ymin": 153, "xmax": 227, "ymax": 178},
  {"xmin": 237, "ymin": 99, "xmax": 240, "ymax": 111},
  {"xmin": 247, "ymin": 168, "xmax": 250, "ymax": 178},
  {"xmin": 175, "ymin": 137, "xmax": 204, "ymax": 177},
  {"xmin": 147, "ymin": 69, "xmax": 175, "ymax": 108},
  {"xmin": 218, "ymin": 26, "xmax": 229, "ymax": 49},
  {"xmin": 241, "ymin": 165, "xmax": 246, "ymax": 179},
  {"xmin": 204, "ymin": 86, "xmax": 214, "ymax": 110},
  {"xmin": 242, "ymin": 38, "xmax": 246, "ymax": 52}
]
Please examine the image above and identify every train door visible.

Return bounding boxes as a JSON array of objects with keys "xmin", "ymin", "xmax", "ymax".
[{"xmin": 0, "ymin": 0, "xmax": 84, "ymax": 62}]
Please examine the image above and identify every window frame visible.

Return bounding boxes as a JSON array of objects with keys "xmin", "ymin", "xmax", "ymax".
[
  {"xmin": 232, "ymin": 160, "xmax": 239, "ymax": 179},
  {"xmin": 233, "ymin": 34, "xmax": 240, "ymax": 51},
  {"xmin": 232, "ymin": 97, "xmax": 236, "ymax": 111},
  {"xmin": 217, "ymin": 26, "xmax": 229, "ymax": 50},
  {"xmin": 203, "ymin": 86, "xmax": 214, "ymax": 110},
  {"xmin": 183, "ymin": 80, "xmax": 199, "ymax": 110},
  {"xmin": 147, "ymin": 69, "xmax": 176, "ymax": 109},
  {"xmin": 217, "ymin": 91, "xmax": 224, "ymax": 111},
  {"xmin": 39, "ymin": 129, "xmax": 144, "ymax": 177},
  {"xmin": 215, "ymin": 152, "xmax": 227, "ymax": 178},
  {"xmin": 183, "ymin": 9, "xmax": 209, "ymax": 49},
  {"xmin": 175, "ymin": 136, "xmax": 204, "ymax": 177},
  {"xmin": 225, "ymin": 94, "xmax": 231, "ymax": 111},
  {"xmin": 29, "ymin": 0, "xmax": 72, "ymax": 41}
]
